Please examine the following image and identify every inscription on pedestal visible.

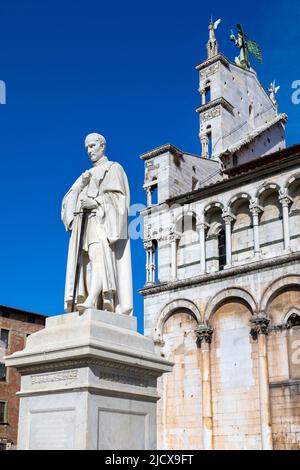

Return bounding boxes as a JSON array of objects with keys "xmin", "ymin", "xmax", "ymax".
[
  {"xmin": 99, "ymin": 371, "xmax": 149, "ymax": 388},
  {"xmin": 31, "ymin": 369, "xmax": 78, "ymax": 386}
]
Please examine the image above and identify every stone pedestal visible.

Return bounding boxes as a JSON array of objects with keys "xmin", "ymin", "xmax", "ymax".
[{"xmin": 5, "ymin": 310, "xmax": 172, "ymax": 450}]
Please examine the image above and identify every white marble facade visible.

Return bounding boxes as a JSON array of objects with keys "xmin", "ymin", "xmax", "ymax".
[{"xmin": 140, "ymin": 25, "xmax": 300, "ymax": 450}]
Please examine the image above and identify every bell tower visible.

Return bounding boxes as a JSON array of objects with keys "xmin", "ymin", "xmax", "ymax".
[{"xmin": 197, "ymin": 20, "xmax": 287, "ymax": 172}]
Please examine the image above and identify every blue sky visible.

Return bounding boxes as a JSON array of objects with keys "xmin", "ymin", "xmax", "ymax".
[{"xmin": 0, "ymin": 0, "xmax": 299, "ymax": 332}]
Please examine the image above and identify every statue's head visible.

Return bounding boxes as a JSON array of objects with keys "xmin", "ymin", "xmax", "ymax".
[{"xmin": 85, "ymin": 133, "xmax": 107, "ymax": 164}]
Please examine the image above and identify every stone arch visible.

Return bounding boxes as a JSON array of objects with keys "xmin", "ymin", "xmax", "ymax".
[
  {"xmin": 204, "ymin": 287, "xmax": 257, "ymax": 322},
  {"xmin": 158, "ymin": 299, "xmax": 203, "ymax": 449},
  {"xmin": 229, "ymin": 192, "xmax": 252, "ymax": 234},
  {"xmin": 228, "ymin": 192, "xmax": 251, "ymax": 209},
  {"xmin": 259, "ymin": 275, "xmax": 300, "ymax": 318},
  {"xmin": 283, "ymin": 307, "xmax": 300, "ymax": 325},
  {"xmin": 285, "ymin": 173, "xmax": 300, "ymax": 189},
  {"xmin": 204, "ymin": 201, "xmax": 224, "ymax": 214},
  {"xmin": 286, "ymin": 174, "xmax": 300, "ymax": 213},
  {"xmin": 256, "ymin": 182, "xmax": 280, "ymax": 199},
  {"xmin": 175, "ymin": 210, "xmax": 199, "ymax": 233},
  {"xmin": 208, "ymin": 287, "xmax": 260, "ymax": 449},
  {"xmin": 257, "ymin": 182, "xmax": 282, "ymax": 225},
  {"xmin": 204, "ymin": 203, "xmax": 226, "ymax": 274},
  {"xmin": 154, "ymin": 299, "xmax": 202, "ymax": 342}
]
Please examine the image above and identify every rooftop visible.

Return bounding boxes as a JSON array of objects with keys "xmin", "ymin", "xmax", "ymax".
[
  {"xmin": 224, "ymin": 142, "xmax": 300, "ymax": 177},
  {"xmin": 140, "ymin": 143, "xmax": 218, "ymax": 164},
  {"xmin": 0, "ymin": 304, "xmax": 48, "ymax": 321},
  {"xmin": 165, "ymin": 143, "xmax": 300, "ymax": 205}
]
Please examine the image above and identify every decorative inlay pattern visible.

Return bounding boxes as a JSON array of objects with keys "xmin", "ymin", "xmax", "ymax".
[
  {"xmin": 99, "ymin": 371, "xmax": 149, "ymax": 388},
  {"xmin": 31, "ymin": 369, "xmax": 78, "ymax": 385},
  {"xmin": 201, "ymin": 106, "xmax": 221, "ymax": 122},
  {"xmin": 200, "ymin": 63, "xmax": 219, "ymax": 80}
]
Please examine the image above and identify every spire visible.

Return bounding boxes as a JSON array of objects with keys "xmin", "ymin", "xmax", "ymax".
[{"xmin": 207, "ymin": 17, "xmax": 221, "ymax": 59}]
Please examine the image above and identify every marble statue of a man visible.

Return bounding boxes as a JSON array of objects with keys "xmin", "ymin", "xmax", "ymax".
[{"xmin": 61, "ymin": 133, "xmax": 133, "ymax": 315}]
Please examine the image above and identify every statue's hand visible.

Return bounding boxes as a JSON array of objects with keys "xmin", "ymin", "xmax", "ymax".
[
  {"xmin": 80, "ymin": 171, "xmax": 91, "ymax": 189},
  {"xmin": 81, "ymin": 198, "xmax": 98, "ymax": 210}
]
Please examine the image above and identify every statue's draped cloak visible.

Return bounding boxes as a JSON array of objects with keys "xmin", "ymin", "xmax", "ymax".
[{"xmin": 61, "ymin": 157, "xmax": 133, "ymax": 315}]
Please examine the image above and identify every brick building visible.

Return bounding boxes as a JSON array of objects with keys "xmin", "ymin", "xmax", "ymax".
[
  {"xmin": 0, "ymin": 305, "xmax": 46, "ymax": 450},
  {"xmin": 140, "ymin": 20, "xmax": 300, "ymax": 449}
]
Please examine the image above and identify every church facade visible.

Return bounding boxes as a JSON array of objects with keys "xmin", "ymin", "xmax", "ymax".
[{"xmin": 139, "ymin": 21, "xmax": 300, "ymax": 450}]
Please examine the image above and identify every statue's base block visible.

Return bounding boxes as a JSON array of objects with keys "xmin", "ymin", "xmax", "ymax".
[{"xmin": 5, "ymin": 310, "xmax": 172, "ymax": 450}]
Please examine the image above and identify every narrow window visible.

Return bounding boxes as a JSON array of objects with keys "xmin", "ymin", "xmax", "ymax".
[
  {"xmin": 207, "ymin": 130, "xmax": 212, "ymax": 158},
  {"xmin": 218, "ymin": 228, "xmax": 226, "ymax": 271},
  {"xmin": 205, "ymin": 85, "xmax": 211, "ymax": 103},
  {"xmin": 0, "ymin": 364, "xmax": 6, "ymax": 382},
  {"xmin": 0, "ymin": 329, "xmax": 9, "ymax": 349},
  {"xmin": 287, "ymin": 313, "xmax": 300, "ymax": 380},
  {"xmin": 151, "ymin": 184, "xmax": 158, "ymax": 205},
  {"xmin": 152, "ymin": 240, "xmax": 158, "ymax": 283},
  {"xmin": 0, "ymin": 402, "xmax": 8, "ymax": 424},
  {"xmin": 287, "ymin": 313, "xmax": 300, "ymax": 328}
]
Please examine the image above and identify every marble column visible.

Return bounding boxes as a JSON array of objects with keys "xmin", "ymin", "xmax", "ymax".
[
  {"xmin": 195, "ymin": 324, "xmax": 214, "ymax": 450},
  {"xmin": 200, "ymin": 130, "xmax": 209, "ymax": 159},
  {"xmin": 200, "ymin": 87, "xmax": 206, "ymax": 105},
  {"xmin": 222, "ymin": 209, "xmax": 234, "ymax": 268},
  {"xmin": 144, "ymin": 239, "xmax": 154, "ymax": 285},
  {"xmin": 144, "ymin": 186, "xmax": 152, "ymax": 207},
  {"xmin": 150, "ymin": 247, "xmax": 156, "ymax": 283},
  {"xmin": 250, "ymin": 315, "xmax": 273, "ymax": 450},
  {"xmin": 169, "ymin": 228, "xmax": 179, "ymax": 281},
  {"xmin": 279, "ymin": 188, "xmax": 292, "ymax": 252},
  {"xmin": 250, "ymin": 198, "xmax": 262, "ymax": 257},
  {"xmin": 198, "ymin": 222, "xmax": 207, "ymax": 274}
]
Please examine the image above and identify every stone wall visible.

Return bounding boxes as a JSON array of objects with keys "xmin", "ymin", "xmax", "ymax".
[
  {"xmin": 270, "ymin": 383, "xmax": 300, "ymax": 450},
  {"xmin": 144, "ymin": 269, "xmax": 300, "ymax": 450},
  {"xmin": 0, "ymin": 313, "xmax": 45, "ymax": 449},
  {"xmin": 210, "ymin": 302, "xmax": 260, "ymax": 450}
]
